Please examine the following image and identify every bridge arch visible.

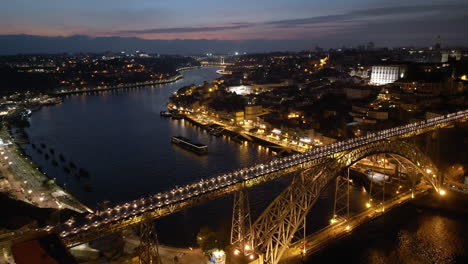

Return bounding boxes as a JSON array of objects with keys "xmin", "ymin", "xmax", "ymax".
[
  {"xmin": 333, "ymin": 139, "xmax": 441, "ymax": 191},
  {"xmin": 252, "ymin": 139, "xmax": 441, "ymax": 264}
]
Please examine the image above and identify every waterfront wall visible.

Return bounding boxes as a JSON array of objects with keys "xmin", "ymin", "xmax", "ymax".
[{"xmin": 52, "ymin": 74, "xmax": 183, "ymax": 95}]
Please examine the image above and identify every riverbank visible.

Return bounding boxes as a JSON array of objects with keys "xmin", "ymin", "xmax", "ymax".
[
  {"xmin": 179, "ymin": 113, "xmax": 304, "ymax": 156},
  {"xmin": 182, "ymin": 114, "xmax": 296, "ymax": 156},
  {"xmin": 300, "ymin": 188, "xmax": 468, "ymax": 264},
  {"xmin": 0, "ymin": 127, "xmax": 91, "ymax": 214},
  {"xmin": 177, "ymin": 66, "xmax": 202, "ymax": 72},
  {"xmin": 52, "ymin": 73, "xmax": 183, "ymax": 95},
  {"xmin": 281, "ymin": 186, "xmax": 432, "ymax": 264}
]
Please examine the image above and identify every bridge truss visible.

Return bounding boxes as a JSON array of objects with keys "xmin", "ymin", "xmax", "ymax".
[
  {"xmin": 250, "ymin": 139, "xmax": 441, "ymax": 264},
  {"xmin": 46, "ymin": 110, "xmax": 466, "ymax": 261}
]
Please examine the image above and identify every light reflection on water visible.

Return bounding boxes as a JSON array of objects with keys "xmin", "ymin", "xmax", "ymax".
[
  {"xmin": 305, "ymin": 192, "xmax": 468, "ymax": 264},
  {"xmin": 19, "ymin": 68, "xmax": 468, "ymax": 261}
]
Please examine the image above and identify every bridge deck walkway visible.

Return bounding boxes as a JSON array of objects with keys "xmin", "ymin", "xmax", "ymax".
[{"xmin": 279, "ymin": 185, "xmax": 430, "ymax": 263}]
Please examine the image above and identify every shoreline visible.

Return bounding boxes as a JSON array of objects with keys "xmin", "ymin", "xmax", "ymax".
[
  {"xmin": 0, "ymin": 126, "xmax": 92, "ymax": 214},
  {"xmin": 2, "ymin": 67, "xmax": 206, "ymax": 214},
  {"xmin": 52, "ymin": 73, "xmax": 184, "ymax": 96},
  {"xmin": 51, "ymin": 66, "xmax": 206, "ymax": 96},
  {"xmin": 182, "ymin": 114, "xmax": 299, "ymax": 156},
  {"xmin": 1, "ymin": 67, "xmax": 206, "ymax": 214}
]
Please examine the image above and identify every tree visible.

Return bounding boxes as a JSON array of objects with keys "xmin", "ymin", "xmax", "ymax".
[
  {"xmin": 444, "ymin": 164, "xmax": 465, "ymax": 183},
  {"xmin": 197, "ymin": 227, "xmax": 218, "ymax": 252},
  {"xmin": 196, "ymin": 223, "xmax": 230, "ymax": 253}
]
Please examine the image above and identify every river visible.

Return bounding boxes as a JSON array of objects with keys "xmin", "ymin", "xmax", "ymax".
[
  {"xmin": 21, "ymin": 67, "xmax": 467, "ymax": 262},
  {"xmin": 23, "ymin": 67, "xmax": 272, "ymax": 205}
]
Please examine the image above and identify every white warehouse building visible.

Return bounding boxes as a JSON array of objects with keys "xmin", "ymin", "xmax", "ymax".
[{"xmin": 370, "ymin": 65, "xmax": 407, "ymax": 85}]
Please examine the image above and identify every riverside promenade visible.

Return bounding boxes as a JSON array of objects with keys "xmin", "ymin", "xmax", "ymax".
[
  {"xmin": 0, "ymin": 127, "xmax": 91, "ymax": 214},
  {"xmin": 53, "ymin": 74, "xmax": 183, "ymax": 95}
]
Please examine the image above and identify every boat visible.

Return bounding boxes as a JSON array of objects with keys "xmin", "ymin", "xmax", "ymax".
[
  {"xmin": 171, "ymin": 136, "xmax": 208, "ymax": 154},
  {"xmin": 171, "ymin": 113, "xmax": 184, "ymax": 120},
  {"xmin": 160, "ymin": 111, "xmax": 172, "ymax": 117},
  {"xmin": 209, "ymin": 127, "xmax": 223, "ymax": 137}
]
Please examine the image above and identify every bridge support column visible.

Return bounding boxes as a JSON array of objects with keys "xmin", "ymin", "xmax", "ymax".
[
  {"xmin": 332, "ymin": 168, "xmax": 350, "ymax": 222},
  {"xmin": 367, "ymin": 155, "xmax": 386, "ymax": 212},
  {"xmin": 139, "ymin": 214, "xmax": 162, "ymax": 264},
  {"xmin": 231, "ymin": 185, "xmax": 253, "ymax": 256}
]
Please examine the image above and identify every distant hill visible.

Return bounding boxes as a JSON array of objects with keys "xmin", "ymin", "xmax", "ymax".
[{"xmin": 0, "ymin": 35, "xmax": 317, "ymax": 55}]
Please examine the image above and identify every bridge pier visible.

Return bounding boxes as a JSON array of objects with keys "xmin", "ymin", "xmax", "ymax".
[
  {"xmin": 332, "ymin": 168, "xmax": 350, "ymax": 223},
  {"xmin": 366, "ymin": 154, "xmax": 386, "ymax": 212},
  {"xmin": 138, "ymin": 214, "xmax": 162, "ymax": 264},
  {"xmin": 231, "ymin": 185, "xmax": 254, "ymax": 257}
]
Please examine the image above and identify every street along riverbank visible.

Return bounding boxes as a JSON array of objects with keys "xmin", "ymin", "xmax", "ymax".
[{"xmin": 1, "ymin": 126, "xmax": 91, "ymax": 214}]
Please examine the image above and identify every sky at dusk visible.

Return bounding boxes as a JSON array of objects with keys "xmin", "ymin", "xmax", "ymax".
[{"xmin": 1, "ymin": 0, "xmax": 467, "ymax": 51}]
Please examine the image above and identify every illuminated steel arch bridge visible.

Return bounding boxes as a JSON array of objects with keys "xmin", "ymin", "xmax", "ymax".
[{"xmin": 53, "ymin": 110, "xmax": 467, "ymax": 263}]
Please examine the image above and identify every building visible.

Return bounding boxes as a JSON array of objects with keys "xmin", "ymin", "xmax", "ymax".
[
  {"xmin": 370, "ymin": 65, "xmax": 407, "ymax": 85},
  {"xmin": 0, "ymin": 176, "xmax": 11, "ymax": 191},
  {"xmin": 397, "ymin": 79, "xmax": 466, "ymax": 96},
  {"xmin": 344, "ymin": 87, "xmax": 373, "ymax": 99},
  {"xmin": 244, "ymin": 105, "xmax": 263, "ymax": 121},
  {"xmin": 12, "ymin": 233, "xmax": 78, "ymax": 264},
  {"xmin": 228, "ymin": 85, "xmax": 253, "ymax": 95}
]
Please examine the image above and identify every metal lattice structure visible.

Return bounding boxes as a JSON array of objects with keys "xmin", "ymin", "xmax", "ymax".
[
  {"xmin": 138, "ymin": 214, "xmax": 162, "ymax": 264},
  {"xmin": 251, "ymin": 166, "xmax": 329, "ymax": 263},
  {"xmin": 333, "ymin": 168, "xmax": 350, "ymax": 220},
  {"xmin": 51, "ymin": 111, "xmax": 466, "ymax": 248},
  {"xmin": 252, "ymin": 139, "xmax": 441, "ymax": 264},
  {"xmin": 231, "ymin": 186, "xmax": 253, "ymax": 254}
]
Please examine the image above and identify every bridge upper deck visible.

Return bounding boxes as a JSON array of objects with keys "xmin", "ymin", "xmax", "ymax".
[{"xmin": 56, "ymin": 110, "xmax": 468, "ymax": 246}]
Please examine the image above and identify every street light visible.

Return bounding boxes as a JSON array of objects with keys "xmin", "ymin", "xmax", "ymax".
[{"xmin": 439, "ymin": 189, "xmax": 446, "ymax": 196}]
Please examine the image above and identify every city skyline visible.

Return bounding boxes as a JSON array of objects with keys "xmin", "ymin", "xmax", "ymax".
[
  {"xmin": 0, "ymin": 1, "xmax": 467, "ymax": 263},
  {"xmin": 1, "ymin": 0, "xmax": 468, "ymax": 54}
]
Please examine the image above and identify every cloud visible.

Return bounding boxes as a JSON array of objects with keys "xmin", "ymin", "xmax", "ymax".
[
  {"xmin": 115, "ymin": 23, "xmax": 254, "ymax": 35},
  {"xmin": 265, "ymin": 4, "xmax": 467, "ymax": 27}
]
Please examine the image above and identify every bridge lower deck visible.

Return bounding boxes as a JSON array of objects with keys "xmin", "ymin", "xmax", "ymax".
[{"xmin": 278, "ymin": 185, "xmax": 430, "ymax": 263}]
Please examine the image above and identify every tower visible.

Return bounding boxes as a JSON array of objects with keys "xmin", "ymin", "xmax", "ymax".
[{"xmin": 435, "ymin": 36, "xmax": 441, "ymax": 50}]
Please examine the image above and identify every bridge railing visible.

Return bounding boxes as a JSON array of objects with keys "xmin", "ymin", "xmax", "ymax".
[{"xmin": 56, "ymin": 110, "xmax": 468, "ymax": 241}]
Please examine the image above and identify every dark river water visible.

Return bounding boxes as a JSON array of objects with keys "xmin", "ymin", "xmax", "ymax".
[
  {"xmin": 22, "ymin": 67, "xmax": 467, "ymax": 262},
  {"xmin": 24, "ymin": 68, "xmax": 272, "ymax": 205}
]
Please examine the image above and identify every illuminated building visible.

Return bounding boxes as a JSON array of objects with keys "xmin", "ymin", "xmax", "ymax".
[
  {"xmin": 370, "ymin": 65, "xmax": 407, "ymax": 85},
  {"xmin": 228, "ymin": 85, "xmax": 253, "ymax": 95}
]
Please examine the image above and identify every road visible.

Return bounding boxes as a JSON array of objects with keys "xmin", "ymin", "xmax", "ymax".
[
  {"xmin": 0, "ymin": 127, "xmax": 91, "ymax": 213},
  {"xmin": 186, "ymin": 113, "xmax": 310, "ymax": 152},
  {"xmin": 56, "ymin": 110, "xmax": 467, "ymax": 242},
  {"xmin": 280, "ymin": 186, "xmax": 431, "ymax": 263}
]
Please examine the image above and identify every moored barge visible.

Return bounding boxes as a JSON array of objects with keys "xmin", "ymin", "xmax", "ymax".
[{"xmin": 171, "ymin": 136, "xmax": 208, "ymax": 154}]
